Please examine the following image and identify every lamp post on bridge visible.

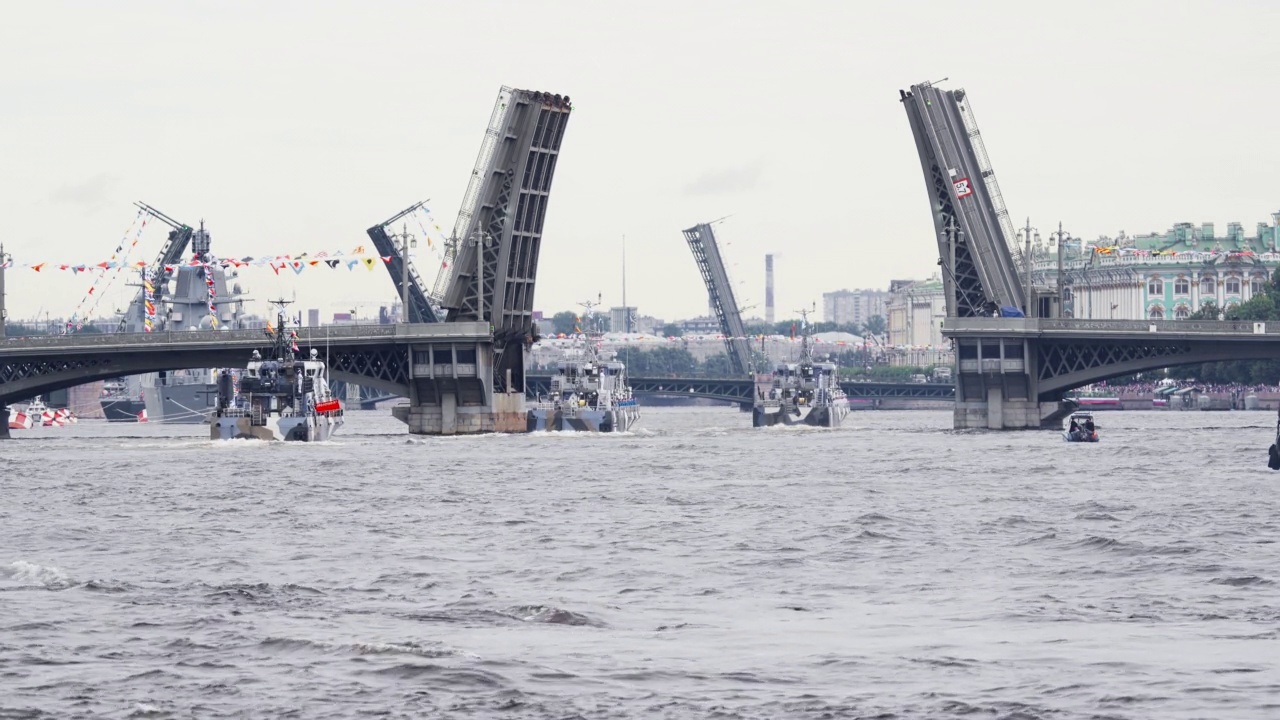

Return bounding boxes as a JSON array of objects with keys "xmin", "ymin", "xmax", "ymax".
[
  {"xmin": 0, "ymin": 243, "xmax": 8, "ymax": 338},
  {"xmin": 1017, "ymin": 219, "xmax": 1040, "ymax": 318},
  {"xmin": 389, "ymin": 224, "xmax": 417, "ymax": 323},
  {"xmin": 1049, "ymin": 222, "xmax": 1070, "ymax": 318},
  {"xmin": 468, "ymin": 230, "xmax": 494, "ymax": 323}
]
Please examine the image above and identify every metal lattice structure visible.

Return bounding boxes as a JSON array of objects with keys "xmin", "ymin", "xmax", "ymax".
[
  {"xmin": 441, "ymin": 88, "xmax": 573, "ymax": 393},
  {"xmin": 366, "ymin": 202, "xmax": 439, "ymax": 323},
  {"xmin": 326, "ymin": 346, "xmax": 409, "ymax": 394},
  {"xmin": 0, "ymin": 324, "xmax": 488, "ymax": 410},
  {"xmin": 900, "ymin": 83, "xmax": 1025, "ymax": 317},
  {"xmin": 682, "ymin": 222, "xmax": 753, "ymax": 376}
]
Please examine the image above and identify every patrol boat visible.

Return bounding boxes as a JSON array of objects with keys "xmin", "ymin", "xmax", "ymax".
[
  {"xmin": 210, "ymin": 301, "xmax": 344, "ymax": 441},
  {"xmin": 1063, "ymin": 411, "xmax": 1099, "ymax": 442},
  {"xmin": 528, "ymin": 330, "xmax": 639, "ymax": 433},
  {"xmin": 752, "ymin": 311, "xmax": 849, "ymax": 428}
]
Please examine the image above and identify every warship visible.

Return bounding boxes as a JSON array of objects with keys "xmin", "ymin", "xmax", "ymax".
[
  {"xmin": 99, "ymin": 378, "xmax": 145, "ymax": 422},
  {"xmin": 211, "ymin": 301, "xmax": 344, "ymax": 441},
  {"xmin": 528, "ymin": 301, "xmax": 639, "ymax": 432},
  {"xmin": 752, "ymin": 310, "xmax": 849, "ymax": 428},
  {"xmin": 99, "ymin": 214, "xmax": 251, "ymax": 423}
]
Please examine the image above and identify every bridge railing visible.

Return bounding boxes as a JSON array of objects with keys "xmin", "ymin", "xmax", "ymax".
[
  {"xmin": 1, "ymin": 323, "xmax": 490, "ymax": 350},
  {"xmin": 946, "ymin": 317, "xmax": 1279, "ymax": 336}
]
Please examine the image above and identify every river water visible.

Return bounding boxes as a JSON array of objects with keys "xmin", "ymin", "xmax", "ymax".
[{"xmin": 2, "ymin": 408, "xmax": 1278, "ymax": 718}]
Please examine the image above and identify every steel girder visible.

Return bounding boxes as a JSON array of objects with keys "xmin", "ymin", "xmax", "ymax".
[{"xmin": 0, "ymin": 344, "xmax": 412, "ymax": 406}]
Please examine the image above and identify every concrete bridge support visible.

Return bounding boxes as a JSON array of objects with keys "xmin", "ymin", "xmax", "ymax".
[
  {"xmin": 953, "ymin": 336, "xmax": 1072, "ymax": 430},
  {"xmin": 395, "ymin": 336, "xmax": 525, "ymax": 435}
]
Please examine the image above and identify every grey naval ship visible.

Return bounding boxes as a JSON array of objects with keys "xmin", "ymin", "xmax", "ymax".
[
  {"xmin": 752, "ymin": 313, "xmax": 849, "ymax": 428},
  {"xmin": 528, "ymin": 337, "xmax": 640, "ymax": 433},
  {"xmin": 100, "ymin": 378, "xmax": 146, "ymax": 422},
  {"xmin": 100, "ymin": 216, "xmax": 251, "ymax": 423},
  {"xmin": 211, "ymin": 301, "xmax": 344, "ymax": 442}
]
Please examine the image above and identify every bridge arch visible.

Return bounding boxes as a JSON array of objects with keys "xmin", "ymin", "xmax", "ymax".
[{"xmin": 1038, "ymin": 340, "xmax": 1280, "ymax": 398}]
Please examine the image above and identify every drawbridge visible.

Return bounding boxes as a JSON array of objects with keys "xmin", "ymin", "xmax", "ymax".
[
  {"xmin": 899, "ymin": 80, "xmax": 1280, "ymax": 431},
  {"xmin": 369, "ymin": 87, "xmax": 572, "ymax": 397},
  {"xmin": 900, "ymin": 83, "xmax": 1025, "ymax": 318},
  {"xmin": 683, "ymin": 221, "xmax": 752, "ymax": 376}
]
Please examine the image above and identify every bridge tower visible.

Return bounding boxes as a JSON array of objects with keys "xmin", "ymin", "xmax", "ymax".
[
  {"xmin": 683, "ymin": 221, "xmax": 752, "ymax": 376},
  {"xmin": 900, "ymin": 82, "xmax": 1072, "ymax": 429},
  {"xmin": 397, "ymin": 87, "xmax": 572, "ymax": 435}
]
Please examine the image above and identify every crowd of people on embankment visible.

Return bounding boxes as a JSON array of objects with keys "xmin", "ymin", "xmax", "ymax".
[{"xmin": 1078, "ymin": 381, "xmax": 1280, "ymax": 398}]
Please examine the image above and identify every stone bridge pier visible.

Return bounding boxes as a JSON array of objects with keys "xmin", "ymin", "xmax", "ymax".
[{"xmin": 391, "ymin": 332, "xmax": 525, "ymax": 435}]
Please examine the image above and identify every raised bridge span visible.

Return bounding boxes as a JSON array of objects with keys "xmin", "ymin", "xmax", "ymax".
[{"xmin": 899, "ymin": 80, "xmax": 1275, "ymax": 429}]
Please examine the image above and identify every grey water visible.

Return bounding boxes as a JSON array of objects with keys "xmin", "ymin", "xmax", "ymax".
[{"xmin": 2, "ymin": 408, "xmax": 1279, "ymax": 719}]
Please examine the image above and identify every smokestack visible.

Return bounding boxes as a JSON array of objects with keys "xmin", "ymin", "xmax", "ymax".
[{"xmin": 765, "ymin": 254, "xmax": 775, "ymax": 323}]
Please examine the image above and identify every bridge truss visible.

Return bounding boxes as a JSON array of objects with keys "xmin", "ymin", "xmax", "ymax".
[
  {"xmin": 683, "ymin": 222, "xmax": 752, "ymax": 376},
  {"xmin": 439, "ymin": 87, "xmax": 573, "ymax": 394},
  {"xmin": 900, "ymin": 83, "xmax": 1025, "ymax": 317}
]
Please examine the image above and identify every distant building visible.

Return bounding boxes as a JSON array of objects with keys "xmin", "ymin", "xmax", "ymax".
[
  {"xmin": 1039, "ymin": 214, "xmax": 1280, "ymax": 321},
  {"xmin": 885, "ymin": 276, "xmax": 951, "ymax": 367},
  {"xmin": 609, "ymin": 306, "xmax": 637, "ymax": 333},
  {"xmin": 822, "ymin": 288, "xmax": 888, "ymax": 327},
  {"xmin": 678, "ymin": 316, "xmax": 721, "ymax": 335},
  {"xmin": 307, "ymin": 308, "xmax": 320, "ymax": 327}
]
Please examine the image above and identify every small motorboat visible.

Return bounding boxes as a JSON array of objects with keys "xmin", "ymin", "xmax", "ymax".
[{"xmin": 1063, "ymin": 411, "xmax": 1099, "ymax": 442}]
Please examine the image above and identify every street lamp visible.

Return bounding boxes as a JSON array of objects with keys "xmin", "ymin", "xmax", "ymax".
[
  {"xmin": 0, "ymin": 243, "xmax": 9, "ymax": 338},
  {"xmin": 469, "ymin": 230, "xmax": 494, "ymax": 322},
  {"xmin": 389, "ymin": 224, "xmax": 417, "ymax": 323},
  {"xmin": 1017, "ymin": 218, "xmax": 1040, "ymax": 317}
]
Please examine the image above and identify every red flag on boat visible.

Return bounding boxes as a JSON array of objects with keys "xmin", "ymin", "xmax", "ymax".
[{"xmin": 315, "ymin": 399, "xmax": 341, "ymax": 414}]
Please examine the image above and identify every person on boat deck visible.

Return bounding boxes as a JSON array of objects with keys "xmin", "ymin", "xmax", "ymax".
[{"xmin": 1084, "ymin": 418, "xmax": 1096, "ymax": 434}]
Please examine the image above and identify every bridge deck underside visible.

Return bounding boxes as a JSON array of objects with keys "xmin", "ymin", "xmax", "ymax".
[
  {"xmin": 902, "ymin": 84, "xmax": 1024, "ymax": 316},
  {"xmin": 441, "ymin": 89, "xmax": 571, "ymax": 394}
]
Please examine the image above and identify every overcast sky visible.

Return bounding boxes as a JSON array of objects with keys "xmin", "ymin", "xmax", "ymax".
[{"xmin": 3, "ymin": 0, "xmax": 1278, "ymax": 325}]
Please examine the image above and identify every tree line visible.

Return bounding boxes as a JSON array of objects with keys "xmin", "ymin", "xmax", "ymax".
[{"xmin": 545, "ymin": 310, "xmax": 886, "ymax": 339}]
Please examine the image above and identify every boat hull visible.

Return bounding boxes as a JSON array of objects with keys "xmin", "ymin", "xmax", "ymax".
[
  {"xmin": 527, "ymin": 405, "xmax": 640, "ymax": 433},
  {"xmin": 753, "ymin": 399, "xmax": 849, "ymax": 428},
  {"xmin": 210, "ymin": 414, "xmax": 343, "ymax": 442},
  {"xmin": 144, "ymin": 383, "xmax": 217, "ymax": 424},
  {"xmin": 100, "ymin": 398, "xmax": 146, "ymax": 422},
  {"xmin": 1062, "ymin": 432, "xmax": 1099, "ymax": 443}
]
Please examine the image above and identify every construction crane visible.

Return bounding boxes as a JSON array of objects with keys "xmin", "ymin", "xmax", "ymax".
[
  {"xmin": 116, "ymin": 202, "xmax": 195, "ymax": 333},
  {"xmin": 366, "ymin": 201, "xmax": 440, "ymax": 323}
]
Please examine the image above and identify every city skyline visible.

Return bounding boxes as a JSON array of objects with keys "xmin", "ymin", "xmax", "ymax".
[{"xmin": 3, "ymin": 0, "xmax": 1278, "ymax": 324}]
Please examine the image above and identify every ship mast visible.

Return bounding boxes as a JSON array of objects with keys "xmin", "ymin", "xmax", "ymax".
[
  {"xmin": 576, "ymin": 293, "xmax": 604, "ymax": 361},
  {"xmin": 268, "ymin": 298, "xmax": 295, "ymax": 361},
  {"xmin": 796, "ymin": 303, "xmax": 815, "ymax": 363}
]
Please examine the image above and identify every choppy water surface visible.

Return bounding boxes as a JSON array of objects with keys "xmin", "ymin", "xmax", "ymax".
[{"xmin": 2, "ymin": 408, "xmax": 1279, "ymax": 718}]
